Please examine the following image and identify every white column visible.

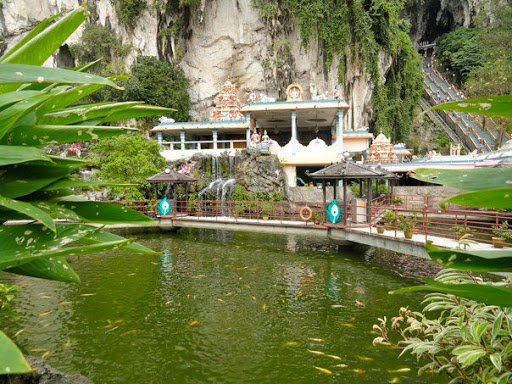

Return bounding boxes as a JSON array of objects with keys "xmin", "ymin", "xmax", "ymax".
[
  {"xmin": 246, "ymin": 113, "xmax": 251, "ymax": 148},
  {"xmin": 291, "ymin": 110, "xmax": 297, "ymax": 156},
  {"xmin": 336, "ymin": 110, "xmax": 344, "ymax": 156},
  {"xmin": 213, "ymin": 129, "xmax": 218, "ymax": 151},
  {"xmin": 180, "ymin": 130, "xmax": 186, "ymax": 157},
  {"xmin": 157, "ymin": 132, "xmax": 163, "ymax": 146}
]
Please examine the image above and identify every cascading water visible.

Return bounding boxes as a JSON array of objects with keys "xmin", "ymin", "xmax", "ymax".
[{"xmin": 197, "ymin": 155, "xmax": 238, "ymax": 216}]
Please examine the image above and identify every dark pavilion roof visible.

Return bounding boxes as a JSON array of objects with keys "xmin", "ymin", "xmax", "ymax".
[
  {"xmin": 307, "ymin": 160, "xmax": 399, "ymax": 180},
  {"xmin": 146, "ymin": 169, "xmax": 197, "ymax": 184}
]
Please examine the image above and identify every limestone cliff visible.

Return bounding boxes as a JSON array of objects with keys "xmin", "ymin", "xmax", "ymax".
[{"xmin": 0, "ymin": 0, "xmax": 482, "ymax": 130}]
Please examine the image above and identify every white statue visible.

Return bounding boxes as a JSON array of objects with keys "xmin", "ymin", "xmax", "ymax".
[
  {"xmin": 159, "ymin": 116, "xmax": 175, "ymax": 124},
  {"xmin": 334, "ymin": 88, "xmax": 341, "ymax": 100},
  {"xmin": 259, "ymin": 93, "xmax": 276, "ymax": 103},
  {"xmin": 247, "ymin": 92, "xmax": 256, "ymax": 103}
]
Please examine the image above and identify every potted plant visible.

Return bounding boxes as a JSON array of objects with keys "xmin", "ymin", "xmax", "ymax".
[
  {"xmin": 261, "ymin": 202, "xmax": 273, "ymax": 220},
  {"xmin": 393, "ymin": 196, "xmax": 403, "ymax": 205},
  {"xmin": 376, "ymin": 223, "xmax": 385, "ymax": 234},
  {"xmin": 398, "ymin": 217, "xmax": 414, "ymax": 239},
  {"xmin": 383, "ymin": 210, "xmax": 396, "ymax": 230},
  {"xmin": 312, "ymin": 211, "xmax": 322, "ymax": 225},
  {"xmin": 492, "ymin": 221, "xmax": 511, "ymax": 248}
]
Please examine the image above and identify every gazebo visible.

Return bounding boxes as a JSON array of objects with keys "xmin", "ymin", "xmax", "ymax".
[
  {"xmin": 307, "ymin": 159, "xmax": 399, "ymax": 225},
  {"xmin": 146, "ymin": 168, "xmax": 197, "ymax": 216}
]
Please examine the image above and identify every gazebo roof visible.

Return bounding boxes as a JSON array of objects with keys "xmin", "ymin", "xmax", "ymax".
[
  {"xmin": 307, "ymin": 160, "xmax": 399, "ymax": 180},
  {"xmin": 146, "ymin": 169, "xmax": 197, "ymax": 184}
]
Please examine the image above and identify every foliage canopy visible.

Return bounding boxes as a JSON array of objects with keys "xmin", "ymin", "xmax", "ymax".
[{"xmin": 88, "ymin": 134, "xmax": 166, "ymax": 200}]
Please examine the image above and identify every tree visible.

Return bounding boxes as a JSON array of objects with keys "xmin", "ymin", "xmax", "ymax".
[
  {"xmin": 88, "ymin": 134, "xmax": 166, "ymax": 200},
  {"xmin": 122, "ymin": 56, "xmax": 190, "ymax": 127}
]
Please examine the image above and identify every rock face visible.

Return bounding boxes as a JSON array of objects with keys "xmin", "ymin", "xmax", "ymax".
[
  {"xmin": 0, "ymin": 0, "xmax": 483, "ymax": 130},
  {"xmin": 235, "ymin": 150, "xmax": 287, "ymax": 196},
  {"xmin": 405, "ymin": 0, "xmax": 480, "ymax": 44}
]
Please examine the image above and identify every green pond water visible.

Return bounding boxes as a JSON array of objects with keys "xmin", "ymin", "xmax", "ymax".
[{"xmin": 2, "ymin": 229, "xmax": 447, "ymax": 383}]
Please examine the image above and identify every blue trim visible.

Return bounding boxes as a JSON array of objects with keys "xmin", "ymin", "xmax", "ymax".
[
  {"xmin": 160, "ymin": 119, "xmax": 249, "ymax": 126},
  {"xmin": 246, "ymin": 99, "xmax": 345, "ymax": 107}
]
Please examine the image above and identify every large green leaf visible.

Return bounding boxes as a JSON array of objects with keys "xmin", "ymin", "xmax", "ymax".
[
  {"xmin": 81, "ymin": 231, "xmax": 162, "ymax": 255},
  {"xmin": 6, "ymin": 238, "xmax": 134, "ymax": 282},
  {"xmin": 0, "ymin": 223, "xmax": 98, "ymax": 270},
  {"xmin": 34, "ymin": 83, "xmax": 106, "ymax": 117},
  {"xmin": 391, "ymin": 279, "xmax": 512, "ymax": 307},
  {"xmin": 32, "ymin": 201, "xmax": 83, "ymax": 221},
  {"xmin": 0, "ymin": 330, "xmax": 33, "ymax": 374},
  {"xmin": 40, "ymin": 102, "xmax": 141, "ymax": 125},
  {"xmin": 56, "ymin": 200, "xmax": 154, "ymax": 224},
  {"xmin": 102, "ymin": 105, "xmax": 176, "ymax": 123},
  {"xmin": 0, "ymin": 8, "xmax": 87, "ymax": 66},
  {"xmin": 0, "ymin": 145, "xmax": 52, "ymax": 166},
  {"xmin": 426, "ymin": 241, "xmax": 512, "ymax": 272},
  {"xmin": 41, "ymin": 178, "xmax": 135, "ymax": 191},
  {"xmin": 440, "ymin": 188, "xmax": 512, "ymax": 210},
  {"xmin": 2, "ymin": 124, "xmax": 137, "ymax": 146},
  {"xmin": 0, "ymin": 195, "xmax": 56, "ymax": 232},
  {"xmin": 0, "ymin": 64, "xmax": 120, "ymax": 89},
  {"xmin": 431, "ymin": 95, "xmax": 512, "ymax": 119},
  {"xmin": 412, "ymin": 168, "xmax": 512, "ymax": 190},
  {"xmin": 0, "ymin": 90, "xmax": 43, "ymax": 110},
  {"xmin": 0, "ymin": 163, "xmax": 71, "ymax": 198},
  {"xmin": 0, "ymin": 93, "xmax": 54, "ymax": 140},
  {"xmin": 0, "ymin": 13, "xmax": 60, "ymax": 63},
  {"xmin": 6, "ymin": 256, "xmax": 79, "ymax": 283}
]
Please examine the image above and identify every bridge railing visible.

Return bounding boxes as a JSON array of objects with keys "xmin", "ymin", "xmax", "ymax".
[
  {"xmin": 104, "ymin": 198, "xmax": 512, "ymax": 246},
  {"xmin": 342, "ymin": 202, "xmax": 512, "ymax": 247}
]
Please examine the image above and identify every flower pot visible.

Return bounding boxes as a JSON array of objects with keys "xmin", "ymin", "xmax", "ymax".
[
  {"xmin": 262, "ymin": 215, "xmax": 270, "ymax": 221},
  {"xmin": 384, "ymin": 222, "xmax": 393, "ymax": 230},
  {"xmin": 404, "ymin": 229, "xmax": 413, "ymax": 239},
  {"xmin": 492, "ymin": 236, "xmax": 505, "ymax": 248},
  {"xmin": 376, "ymin": 225, "xmax": 385, "ymax": 234}
]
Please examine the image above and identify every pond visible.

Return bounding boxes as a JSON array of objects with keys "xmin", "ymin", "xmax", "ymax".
[{"xmin": 1, "ymin": 229, "xmax": 446, "ymax": 383}]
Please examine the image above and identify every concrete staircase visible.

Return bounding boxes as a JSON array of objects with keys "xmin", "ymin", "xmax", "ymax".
[{"xmin": 421, "ymin": 56, "xmax": 509, "ymax": 152}]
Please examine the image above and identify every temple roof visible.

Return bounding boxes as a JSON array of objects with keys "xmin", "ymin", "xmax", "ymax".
[
  {"xmin": 146, "ymin": 169, "xmax": 197, "ymax": 184},
  {"xmin": 307, "ymin": 159, "xmax": 399, "ymax": 180}
]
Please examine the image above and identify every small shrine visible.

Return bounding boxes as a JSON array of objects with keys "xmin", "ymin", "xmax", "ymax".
[
  {"xmin": 366, "ymin": 131, "xmax": 398, "ymax": 164},
  {"xmin": 210, "ymin": 81, "xmax": 244, "ymax": 121}
]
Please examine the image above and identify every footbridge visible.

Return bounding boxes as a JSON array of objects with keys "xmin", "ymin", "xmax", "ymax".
[{"xmin": 112, "ymin": 197, "xmax": 511, "ymax": 259}]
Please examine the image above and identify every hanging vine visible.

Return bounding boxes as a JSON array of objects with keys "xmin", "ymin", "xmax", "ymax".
[{"xmin": 252, "ymin": 0, "xmax": 423, "ymax": 141}]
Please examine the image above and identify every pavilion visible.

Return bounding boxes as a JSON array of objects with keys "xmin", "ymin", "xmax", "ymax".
[{"xmin": 308, "ymin": 159, "xmax": 399, "ymax": 225}]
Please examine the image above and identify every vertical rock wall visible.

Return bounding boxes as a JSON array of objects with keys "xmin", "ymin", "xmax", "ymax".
[{"xmin": 0, "ymin": 0, "xmax": 483, "ymax": 130}]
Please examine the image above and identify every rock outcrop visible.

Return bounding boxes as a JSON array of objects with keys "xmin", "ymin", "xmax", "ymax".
[{"xmin": 0, "ymin": 0, "xmax": 483, "ymax": 131}]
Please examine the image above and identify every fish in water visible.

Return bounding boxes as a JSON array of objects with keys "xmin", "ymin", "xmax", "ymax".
[
  {"xmin": 388, "ymin": 368, "xmax": 411, "ymax": 373},
  {"xmin": 335, "ymin": 364, "xmax": 348, "ymax": 368},
  {"xmin": 308, "ymin": 350, "xmax": 325, "ymax": 356},
  {"xmin": 308, "ymin": 338, "xmax": 324, "ymax": 342},
  {"xmin": 326, "ymin": 354, "xmax": 342, "ymax": 360},
  {"xmin": 189, "ymin": 320, "xmax": 199, "ymax": 326},
  {"xmin": 284, "ymin": 341, "xmax": 298, "ymax": 347},
  {"xmin": 313, "ymin": 366, "xmax": 333, "ymax": 375}
]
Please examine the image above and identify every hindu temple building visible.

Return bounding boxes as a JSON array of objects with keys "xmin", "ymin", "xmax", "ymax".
[{"xmin": 151, "ymin": 82, "xmax": 373, "ymax": 187}]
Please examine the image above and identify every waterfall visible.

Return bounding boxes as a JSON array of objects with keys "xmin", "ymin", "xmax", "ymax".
[{"xmin": 196, "ymin": 155, "xmax": 238, "ymax": 217}]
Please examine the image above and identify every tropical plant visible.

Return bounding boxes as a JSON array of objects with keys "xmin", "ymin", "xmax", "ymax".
[
  {"xmin": 493, "ymin": 221, "xmax": 512, "ymax": 241},
  {"xmin": 374, "ymin": 270, "xmax": 512, "ymax": 384},
  {"xmin": 0, "ymin": 7, "xmax": 173, "ymax": 374},
  {"xmin": 397, "ymin": 216, "xmax": 413, "ymax": 231}
]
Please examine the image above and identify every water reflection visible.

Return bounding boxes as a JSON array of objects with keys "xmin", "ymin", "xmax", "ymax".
[{"xmin": 1, "ymin": 229, "xmax": 446, "ymax": 384}]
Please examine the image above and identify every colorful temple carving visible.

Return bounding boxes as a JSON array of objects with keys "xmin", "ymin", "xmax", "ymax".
[
  {"xmin": 366, "ymin": 131, "xmax": 398, "ymax": 164},
  {"xmin": 210, "ymin": 81, "xmax": 244, "ymax": 122}
]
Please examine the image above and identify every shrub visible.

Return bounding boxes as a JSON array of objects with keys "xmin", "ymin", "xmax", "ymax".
[{"xmin": 87, "ymin": 134, "xmax": 166, "ymax": 200}]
